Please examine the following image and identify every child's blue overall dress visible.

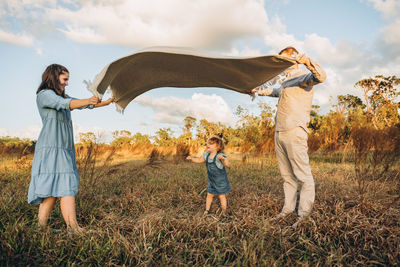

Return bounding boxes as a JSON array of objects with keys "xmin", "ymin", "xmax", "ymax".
[{"xmin": 204, "ymin": 152, "xmax": 230, "ymax": 195}]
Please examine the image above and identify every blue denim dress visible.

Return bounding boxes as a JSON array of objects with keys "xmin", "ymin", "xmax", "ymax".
[
  {"xmin": 28, "ymin": 90, "xmax": 92, "ymax": 204},
  {"xmin": 204, "ymin": 152, "xmax": 230, "ymax": 195}
]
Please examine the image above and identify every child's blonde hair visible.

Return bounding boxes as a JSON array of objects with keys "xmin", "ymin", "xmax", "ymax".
[{"xmin": 208, "ymin": 136, "xmax": 225, "ymax": 153}]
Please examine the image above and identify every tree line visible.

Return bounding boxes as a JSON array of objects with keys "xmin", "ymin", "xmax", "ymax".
[
  {"xmin": 2, "ymin": 75, "xmax": 399, "ymax": 157},
  {"xmin": 107, "ymin": 75, "xmax": 400, "ymax": 155}
]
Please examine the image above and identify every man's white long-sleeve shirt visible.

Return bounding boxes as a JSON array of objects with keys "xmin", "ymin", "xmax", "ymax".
[{"xmin": 256, "ymin": 59, "xmax": 326, "ymax": 133}]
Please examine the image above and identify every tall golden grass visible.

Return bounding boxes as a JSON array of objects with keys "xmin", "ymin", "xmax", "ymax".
[
  {"xmin": 1, "ymin": 142, "xmax": 399, "ymax": 265},
  {"xmin": 351, "ymin": 125, "xmax": 400, "ymax": 202}
]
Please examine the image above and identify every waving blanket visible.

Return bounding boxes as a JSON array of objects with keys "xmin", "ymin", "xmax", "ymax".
[{"xmin": 89, "ymin": 47, "xmax": 295, "ymax": 112}]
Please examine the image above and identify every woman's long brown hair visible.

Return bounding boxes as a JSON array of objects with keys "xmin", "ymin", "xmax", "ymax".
[{"xmin": 37, "ymin": 64, "xmax": 69, "ymax": 98}]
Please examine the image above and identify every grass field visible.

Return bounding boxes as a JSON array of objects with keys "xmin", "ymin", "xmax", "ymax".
[{"xmin": 0, "ymin": 151, "xmax": 399, "ymax": 266}]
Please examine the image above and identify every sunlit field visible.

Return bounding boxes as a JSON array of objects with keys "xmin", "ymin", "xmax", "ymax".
[{"xmin": 1, "ymin": 148, "xmax": 399, "ymax": 266}]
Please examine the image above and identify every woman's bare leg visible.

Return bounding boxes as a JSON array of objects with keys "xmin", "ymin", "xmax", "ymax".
[
  {"xmin": 60, "ymin": 196, "xmax": 82, "ymax": 232},
  {"xmin": 38, "ymin": 197, "xmax": 56, "ymax": 227}
]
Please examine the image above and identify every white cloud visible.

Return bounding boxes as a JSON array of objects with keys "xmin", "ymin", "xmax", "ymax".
[
  {"xmin": 0, "ymin": 123, "xmax": 111, "ymax": 143},
  {"xmin": 152, "ymin": 113, "xmax": 183, "ymax": 125},
  {"xmin": 0, "ymin": 0, "xmax": 60, "ymax": 46},
  {"xmin": 303, "ymin": 34, "xmax": 364, "ymax": 67},
  {"xmin": 260, "ymin": 20, "xmax": 363, "ymax": 108},
  {"xmin": 2, "ymin": 0, "xmax": 399, "ymax": 119},
  {"xmin": 263, "ymin": 19, "xmax": 362, "ymax": 69},
  {"xmin": 313, "ymin": 67, "xmax": 362, "ymax": 108},
  {"xmin": 35, "ymin": 47, "xmax": 43, "ymax": 55},
  {"xmin": 382, "ymin": 18, "xmax": 400, "ymax": 44},
  {"xmin": 313, "ymin": 68, "xmax": 341, "ymax": 106},
  {"xmin": 225, "ymin": 46, "xmax": 262, "ymax": 57},
  {"xmin": 259, "ymin": 2, "xmax": 400, "ymax": 111},
  {"xmin": 367, "ymin": 0, "xmax": 400, "ymax": 45},
  {"xmin": 366, "ymin": 0, "xmax": 400, "ymax": 19},
  {"xmin": 1, "ymin": 0, "xmax": 268, "ymax": 50},
  {"xmin": 263, "ymin": 15, "xmax": 304, "ymax": 53},
  {"xmin": 134, "ymin": 93, "xmax": 234, "ymax": 125},
  {"xmin": 0, "ymin": 29, "xmax": 34, "ymax": 46},
  {"xmin": 0, "ymin": 124, "xmax": 41, "ymax": 140},
  {"xmin": 72, "ymin": 123, "xmax": 110, "ymax": 143},
  {"xmin": 4, "ymin": 0, "xmax": 57, "ymax": 12}
]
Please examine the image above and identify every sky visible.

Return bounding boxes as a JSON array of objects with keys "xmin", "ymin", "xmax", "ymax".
[{"xmin": 0, "ymin": 0, "xmax": 399, "ymax": 142}]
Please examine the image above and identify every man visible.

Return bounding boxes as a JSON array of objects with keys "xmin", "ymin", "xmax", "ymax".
[{"xmin": 252, "ymin": 46, "xmax": 326, "ymax": 227}]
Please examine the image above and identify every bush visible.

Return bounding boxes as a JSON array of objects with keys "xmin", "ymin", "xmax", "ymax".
[{"xmin": 351, "ymin": 125, "xmax": 400, "ymax": 199}]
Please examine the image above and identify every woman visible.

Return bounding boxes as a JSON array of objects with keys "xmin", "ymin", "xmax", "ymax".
[{"xmin": 28, "ymin": 64, "xmax": 114, "ymax": 233}]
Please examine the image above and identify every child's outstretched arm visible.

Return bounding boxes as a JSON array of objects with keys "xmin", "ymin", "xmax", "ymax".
[
  {"xmin": 217, "ymin": 155, "xmax": 230, "ymax": 168},
  {"xmin": 186, "ymin": 156, "xmax": 205, "ymax": 163}
]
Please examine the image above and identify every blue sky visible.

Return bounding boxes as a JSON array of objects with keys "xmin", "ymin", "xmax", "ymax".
[{"xmin": 1, "ymin": 0, "xmax": 399, "ymax": 142}]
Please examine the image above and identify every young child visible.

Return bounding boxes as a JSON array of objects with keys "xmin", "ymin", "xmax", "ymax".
[{"xmin": 186, "ymin": 136, "xmax": 230, "ymax": 215}]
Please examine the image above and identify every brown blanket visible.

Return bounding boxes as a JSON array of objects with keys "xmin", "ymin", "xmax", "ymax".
[{"xmin": 89, "ymin": 47, "xmax": 295, "ymax": 112}]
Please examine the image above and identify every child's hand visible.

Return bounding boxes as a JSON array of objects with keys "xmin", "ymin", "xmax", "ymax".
[
  {"xmin": 218, "ymin": 155, "xmax": 229, "ymax": 167},
  {"xmin": 217, "ymin": 155, "xmax": 225, "ymax": 161},
  {"xmin": 186, "ymin": 156, "xmax": 192, "ymax": 161}
]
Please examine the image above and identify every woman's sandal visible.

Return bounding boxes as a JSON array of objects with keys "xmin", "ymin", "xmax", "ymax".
[{"xmin": 203, "ymin": 210, "xmax": 209, "ymax": 215}]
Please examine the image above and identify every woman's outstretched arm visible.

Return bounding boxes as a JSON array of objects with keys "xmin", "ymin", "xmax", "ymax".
[
  {"xmin": 93, "ymin": 98, "xmax": 114, "ymax": 108},
  {"xmin": 69, "ymin": 96, "xmax": 100, "ymax": 110}
]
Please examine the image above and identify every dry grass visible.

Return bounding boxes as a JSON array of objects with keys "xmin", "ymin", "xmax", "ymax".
[
  {"xmin": 352, "ymin": 126, "xmax": 400, "ymax": 203},
  {"xmin": 0, "ymin": 151, "xmax": 399, "ymax": 266}
]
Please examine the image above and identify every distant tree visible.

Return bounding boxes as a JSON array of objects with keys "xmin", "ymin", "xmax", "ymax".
[
  {"xmin": 257, "ymin": 103, "xmax": 275, "ymax": 129},
  {"xmin": 196, "ymin": 119, "xmax": 226, "ymax": 144},
  {"xmin": 315, "ymin": 111, "xmax": 347, "ymax": 151},
  {"xmin": 180, "ymin": 116, "xmax": 197, "ymax": 145},
  {"xmin": 309, "ymin": 105, "xmax": 322, "ymax": 131},
  {"xmin": 111, "ymin": 130, "xmax": 133, "ymax": 147},
  {"xmin": 335, "ymin": 94, "xmax": 365, "ymax": 114},
  {"xmin": 112, "ymin": 130, "xmax": 120, "ymax": 140},
  {"xmin": 0, "ymin": 136, "xmax": 36, "ymax": 155},
  {"xmin": 154, "ymin": 128, "xmax": 174, "ymax": 146},
  {"xmin": 234, "ymin": 103, "xmax": 275, "ymax": 154},
  {"xmin": 355, "ymin": 75, "xmax": 399, "ymax": 111},
  {"xmin": 119, "ymin": 130, "xmax": 131, "ymax": 137},
  {"xmin": 79, "ymin": 132, "xmax": 97, "ymax": 144},
  {"xmin": 177, "ymin": 132, "xmax": 192, "ymax": 145},
  {"xmin": 132, "ymin": 132, "xmax": 151, "ymax": 145},
  {"xmin": 183, "ymin": 116, "xmax": 197, "ymax": 134},
  {"xmin": 355, "ymin": 75, "xmax": 400, "ymax": 128}
]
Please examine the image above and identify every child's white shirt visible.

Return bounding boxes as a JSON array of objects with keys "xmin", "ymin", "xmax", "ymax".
[{"xmin": 203, "ymin": 152, "xmax": 227, "ymax": 169}]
